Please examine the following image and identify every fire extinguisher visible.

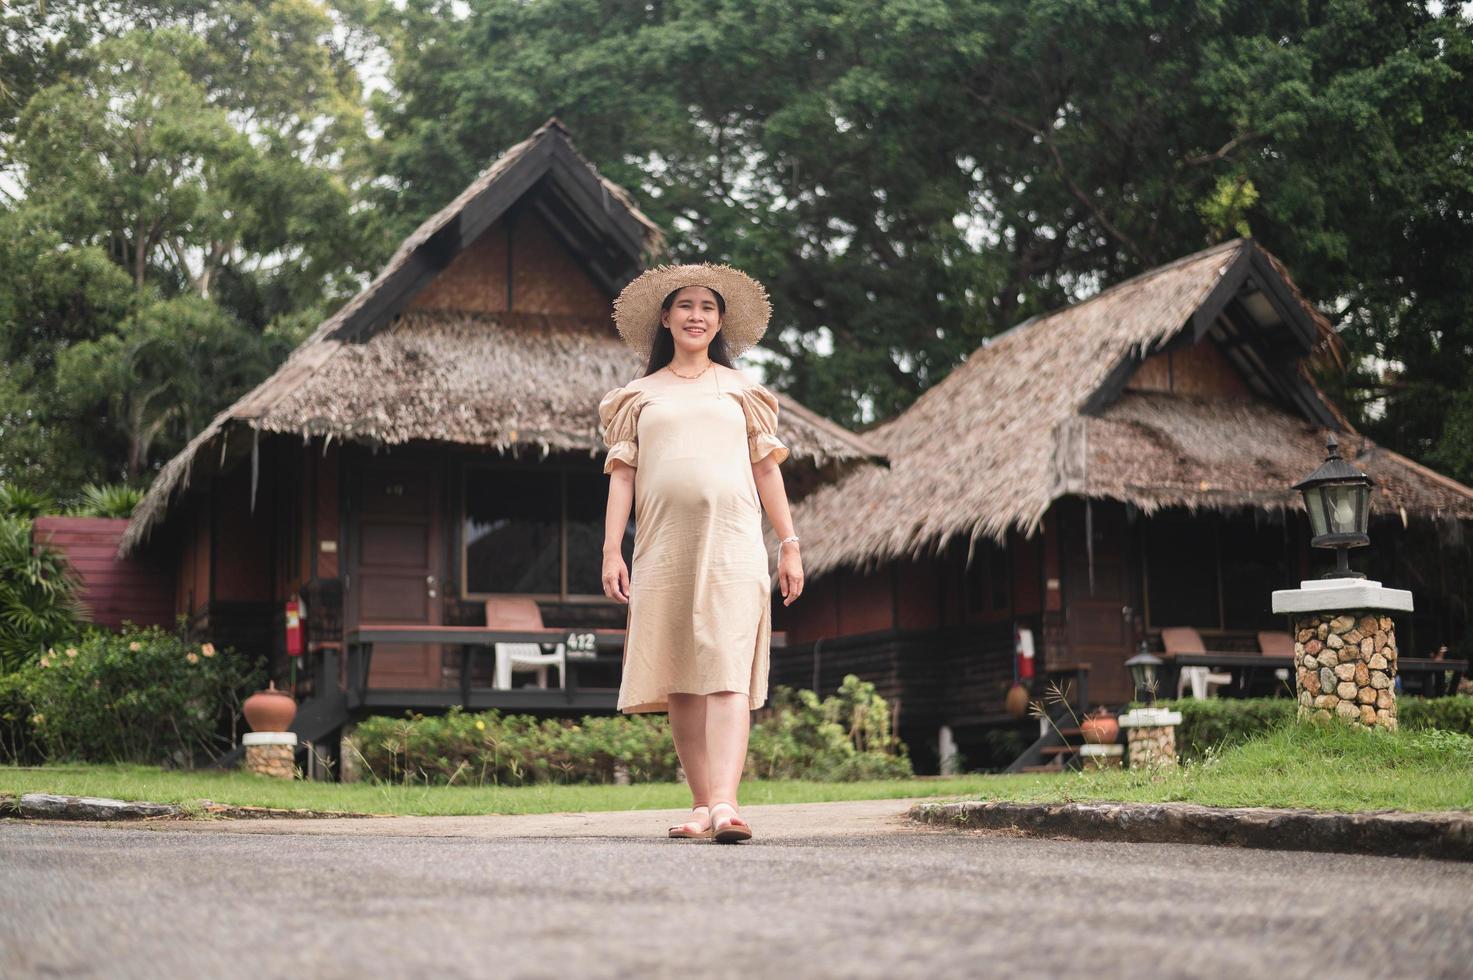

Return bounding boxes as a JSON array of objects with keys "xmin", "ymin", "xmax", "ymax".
[
  {"xmin": 1015, "ymin": 626, "xmax": 1036, "ymax": 680},
  {"xmin": 285, "ymin": 598, "xmax": 305, "ymax": 658}
]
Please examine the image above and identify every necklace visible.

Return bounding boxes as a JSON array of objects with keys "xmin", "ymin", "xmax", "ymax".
[{"xmin": 666, "ymin": 360, "xmax": 713, "ymax": 380}]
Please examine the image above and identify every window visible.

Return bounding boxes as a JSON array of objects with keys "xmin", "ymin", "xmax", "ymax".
[
  {"xmin": 463, "ymin": 465, "xmax": 633, "ymax": 599},
  {"xmin": 1143, "ymin": 515, "xmax": 1218, "ymax": 628},
  {"xmin": 1143, "ymin": 511, "xmax": 1293, "ymax": 631}
]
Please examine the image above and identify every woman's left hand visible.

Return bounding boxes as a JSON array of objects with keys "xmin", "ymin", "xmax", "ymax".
[{"xmin": 778, "ymin": 543, "xmax": 804, "ymax": 606}]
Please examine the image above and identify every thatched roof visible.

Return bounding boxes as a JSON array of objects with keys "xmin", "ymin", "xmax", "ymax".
[
  {"xmin": 791, "ymin": 239, "xmax": 1473, "ymax": 576},
  {"xmin": 251, "ymin": 310, "xmax": 880, "ymax": 463},
  {"xmin": 122, "ymin": 120, "xmax": 880, "ymax": 556}
]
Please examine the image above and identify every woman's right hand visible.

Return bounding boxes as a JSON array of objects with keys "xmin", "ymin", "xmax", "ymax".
[{"xmin": 602, "ymin": 553, "xmax": 631, "ymax": 603}]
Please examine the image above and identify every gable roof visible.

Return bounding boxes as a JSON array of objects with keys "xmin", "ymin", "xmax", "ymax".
[
  {"xmin": 789, "ymin": 239, "xmax": 1473, "ymax": 576},
  {"xmin": 121, "ymin": 120, "xmax": 882, "ymax": 556}
]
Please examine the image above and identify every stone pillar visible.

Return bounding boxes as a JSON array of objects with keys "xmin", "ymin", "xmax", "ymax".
[
  {"xmin": 339, "ymin": 727, "xmax": 362, "ymax": 784},
  {"xmin": 1272, "ymin": 578, "xmax": 1412, "ymax": 732},
  {"xmin": 1119, "ymin": 708, "xmax": 1181, "ymax": 770},
  {"xmin": 243, "ymin": 731, "xmax": 298, "ymax": 779}
]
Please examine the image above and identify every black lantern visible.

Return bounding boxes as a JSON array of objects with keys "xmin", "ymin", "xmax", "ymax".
[
  {"xmin": 1293, "ymin": 435, "xmax": 1373, "ymax": 579},
  {"xmin": 1124, "ymin": 642, "xmax": 1163, "ymax": 705}
]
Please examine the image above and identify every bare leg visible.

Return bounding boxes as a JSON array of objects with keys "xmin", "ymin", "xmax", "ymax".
[
  {"xmin": 704, "ymin": 691, "xmax": 752, "ymax": 812},
  {"xmin": 667, "ymin": 693, "xmax": 711, "ymax": 833}
]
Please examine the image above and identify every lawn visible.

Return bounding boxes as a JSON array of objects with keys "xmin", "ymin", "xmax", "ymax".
[
  {"xmin": 0, "ymin": 765, "xmax": 1015, "ymax": 817},
  {"xmin": 965, "ymin": 722, "xmax": 1473, "ymax": 813},
  {"xmin": 5, "ymin": 722, "xmax": 1470, "ymax": 818}
]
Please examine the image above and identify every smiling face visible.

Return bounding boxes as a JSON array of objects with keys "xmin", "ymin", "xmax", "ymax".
[{"xmin": 661, "ymin": 285, "xmax": 723, "ymax": 356}]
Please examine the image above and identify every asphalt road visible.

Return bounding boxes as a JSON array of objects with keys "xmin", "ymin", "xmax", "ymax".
[{"xmin": 3, "ymin": 818, "xmax": 1471, "ymax": 980}]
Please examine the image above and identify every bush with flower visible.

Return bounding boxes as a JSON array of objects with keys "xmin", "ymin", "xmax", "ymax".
[{"xmin": 14, "ymin": 623, "xmax": 263, "ymax": 765}]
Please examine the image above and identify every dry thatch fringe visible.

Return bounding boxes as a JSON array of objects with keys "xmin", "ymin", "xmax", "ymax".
[
  {"xmin": 122, "ymin": 312, "xmax": 883, "ymax": 554},
  {"xmin": 789, "ymin": 240, "xmax": 1473, "ymax": 577}
]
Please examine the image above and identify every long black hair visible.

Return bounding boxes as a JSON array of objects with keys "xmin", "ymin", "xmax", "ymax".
[{"xmin": 642, "ymin": 286, "xmax": 736, "ymax": 376}]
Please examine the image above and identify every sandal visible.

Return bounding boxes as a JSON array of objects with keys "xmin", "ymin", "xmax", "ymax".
[
  {"xmin": 709, "ymin": 801, "xmax": 752, "ymax": 844},
  {"xmin": 668, "ymin": 803, "xmax": 713, "ymax": 839}
]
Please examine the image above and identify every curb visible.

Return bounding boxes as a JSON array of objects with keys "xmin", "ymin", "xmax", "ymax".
[
  {"xmin": 908, "ymin": 800, "xmax": 1473, "ymax": 862},
  {"xmin": 0, "ymin": 793, "xmax": 379, "ymax": 822}
]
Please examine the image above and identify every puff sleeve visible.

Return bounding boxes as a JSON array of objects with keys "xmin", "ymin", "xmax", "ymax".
[
  {"xmin": 736, "ymin": 384, "xmax": 790, "ymax": 467},
  {"xmin": 598, "ymin": 386, "xmax": 643, "ymax": 474}
]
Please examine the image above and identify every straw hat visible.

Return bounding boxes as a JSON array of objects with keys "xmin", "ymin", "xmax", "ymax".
[{"xmin": 613, "ymin": 263, "xmax": 772, "ymax": 357}]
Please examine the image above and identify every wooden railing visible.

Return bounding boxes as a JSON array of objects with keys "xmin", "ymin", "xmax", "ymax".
[{"xmin": 344, "ymin": 626, "xmax": 628, "ymax": 712}]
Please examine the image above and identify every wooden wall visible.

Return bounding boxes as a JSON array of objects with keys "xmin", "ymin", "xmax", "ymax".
[
  {"xmin": 1127, "ymin": 338, "xmax": 1253, "ymax": 400},
  {"xmin": 31, "ymin": 517, "xmax": 174, "ymax": 630},
  {"xmin": 407, "ymin": 209, "xmax": 609, "ymax": 319}
]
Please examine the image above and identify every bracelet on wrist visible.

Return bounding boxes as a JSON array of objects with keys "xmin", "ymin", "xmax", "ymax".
[{"xmin": 778, "ymin": 535, "xmax": 800, "ymax": 550}]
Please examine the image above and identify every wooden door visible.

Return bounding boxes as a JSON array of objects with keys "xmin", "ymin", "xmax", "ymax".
[
  {"xmin": 351, "ymin": 458, "xmax": 443, "ymax": 688},
  {"xmin": 1061, "ymin": 499, "xmax": 1138, "ymax": 704}
]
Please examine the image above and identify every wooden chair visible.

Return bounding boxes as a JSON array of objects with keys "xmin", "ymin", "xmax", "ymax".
[
  {"xmin": 485, "ymin": 598, "xmax": 565, "ymax": 690},
  {"xmin": 1160, "ymin": 627, "xmax": 1233, "ymax": 699}
]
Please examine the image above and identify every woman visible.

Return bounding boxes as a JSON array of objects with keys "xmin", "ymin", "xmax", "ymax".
[{"xmin": 599, "ymin": 263, "xmax": 803, "ymax": 844}]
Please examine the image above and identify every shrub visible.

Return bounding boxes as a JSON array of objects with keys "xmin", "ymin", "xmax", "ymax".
[
  {"xmin": 19, "ymin": 623, "xmax": 264, "ymax": 765},
  {"xmin": 1158, "ymin": 694, "xmax": 1473, "ymax": 760},
  {"xmin": 345, "ymin": 675, "xmax": 912, "ymax": 785},
  {"xmin": 747, "ymin": 676, "xmax": 913, "ymax": 781},
  {"xmin": 0, "ymin": 670, "xmax": 43, "ymax": 764},
  {"xmin": 0, "ymin": 513, "xmax": 82, "ymax": 672},
  {"xmin": 1398, "ymin": 696, "xmax": 1473, "ymax": 736},
  {"xmin": 347, "ymin": 708, "xmax": 679, "ymax": 785},
  {"xmin": 1156, "ymin": 698, "xmax": 1295, "ymax": 760},
  {"xmin": 70, "ymin": 483, "xmax": 144, "ymax": 519}
]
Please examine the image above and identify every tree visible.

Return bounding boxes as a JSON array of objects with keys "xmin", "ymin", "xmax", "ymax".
[{"xmin": 55, "ymin": 295, "xmax": 273, "ymax": 479}]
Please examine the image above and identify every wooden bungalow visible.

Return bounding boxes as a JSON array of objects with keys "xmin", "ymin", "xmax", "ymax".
[
  {"xmin": 119, "ymin": 119, "xmax": 882, "ymax": 762},
  {"xmin": 776, "ymin": 239, "xmax": 1473, "ymax": 772}
]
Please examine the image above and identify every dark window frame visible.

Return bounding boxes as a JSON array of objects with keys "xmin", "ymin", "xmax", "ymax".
[{"xmin": 458, "ymin": 460, "xmax": 631, "ymax": 603}]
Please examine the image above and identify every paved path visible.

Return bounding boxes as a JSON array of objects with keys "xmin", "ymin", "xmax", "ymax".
[{"xmin": 4, "ymin": 800, "xmax": 1472, "ymax": 979}]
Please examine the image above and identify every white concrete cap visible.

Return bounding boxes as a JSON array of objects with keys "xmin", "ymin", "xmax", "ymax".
[
  {"xmin": 1271, "ymin": 577, "xmax": 1413, "ymax": 614},
  {"xmin": 242, "ymin": 731, "xmax": 299, "ymax": 746},
  {"xmin": 1118, "ymin": 708, "xmax": 1183, "ymax": 728}
]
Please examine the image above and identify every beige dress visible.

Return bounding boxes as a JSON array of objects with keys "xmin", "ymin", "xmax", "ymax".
[{"xmin": 598, "ymin": 371, "xmax": 789, "ymax": 713}]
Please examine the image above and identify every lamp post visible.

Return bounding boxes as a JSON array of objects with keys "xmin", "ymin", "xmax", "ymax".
[
  {"xmin": 1118, "ymin": 642, "xmax": 1179, "ymax": 769},
  {"xmin": 1274, "ymin": 432, "xmax": 1410, "ymax": 729},
  {"xmin": 1293, "ymin": 435, "xmax": 1373, "ymax": 580},
  {"xmin": 1124, "ymin": 642, "xmax": 1163, "ymax": 706}
]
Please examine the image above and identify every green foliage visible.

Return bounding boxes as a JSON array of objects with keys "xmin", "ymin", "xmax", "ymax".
[
  {"xmin": 361, "ymin": 0, "xmax": 1473, "ymax": 467},
  {"xmin": 1160, "ymin": 695, "xmax": 1473, "ymax": 760},
  {"xmin": 746, "ymin": 676, "xmax": 912, "ymax": 781},
  {"xmin": 0, "ymin": 513, "xmax": 82, "ymax": 673},
  {"xmin": 69, "ymin": 483, "xmax": 144, "ymax": 519},
  {"xmin": 348, "ymin": 708, "xmax": 680, "ymax": 786},
  {"xmin": 1398, "ymin": 696, "xmax": 1473, "ymax": 737},
  {"xmin": 346, "ymin": 676, "xmax": 911, "ymax": 785},
  {"xmin": 0, "ymin": 483, "xmax": 55, "ymax": 520},
  {"xmin": 0, "ymin": 670, "xmax": 43, "ymax": 764},
  {"xmin": 1157, "ymin": 698, "xmax": 1297, "ymax": 760},
  {"xmin": 1, "ymin": 2, "xmax": 375, "ymax": 496},
  {"xmin": 15, "ymin": 623, "xmax": 264, "ymax": 765}
]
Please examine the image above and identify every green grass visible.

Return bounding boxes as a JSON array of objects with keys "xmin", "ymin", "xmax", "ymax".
[
  {"xmin": 0, "ymin": 765, "xmax": 1002, "ymax": 817},
  {"xmin": 965, "ymin": 722, "xmax": 1473, "ymax": 813},
  {"xmin": 6, "ymin": 723, "xmax": 1470, "ymax": 818}
]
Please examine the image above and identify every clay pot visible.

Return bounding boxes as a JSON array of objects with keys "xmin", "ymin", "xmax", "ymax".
[
  {"xmin": 242, "ymin": 681, "xmax": 297, "ymax": 733},
  {"xmin": 1004, "ymin": 682, "xmax": 1030, "ymax": 718},
  {"xmin": 1080, "ymin": 711, "xmax": 1119, "ymax": 745}
]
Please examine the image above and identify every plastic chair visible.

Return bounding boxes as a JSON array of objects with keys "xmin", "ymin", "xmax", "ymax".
[
  {"xmin": 1161, "ymin": 627, "xmax": 1233, "ymax": 699},
  {"xmin": 485, "ymin": 597, "xmax": 565, "ymax": 690}
]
